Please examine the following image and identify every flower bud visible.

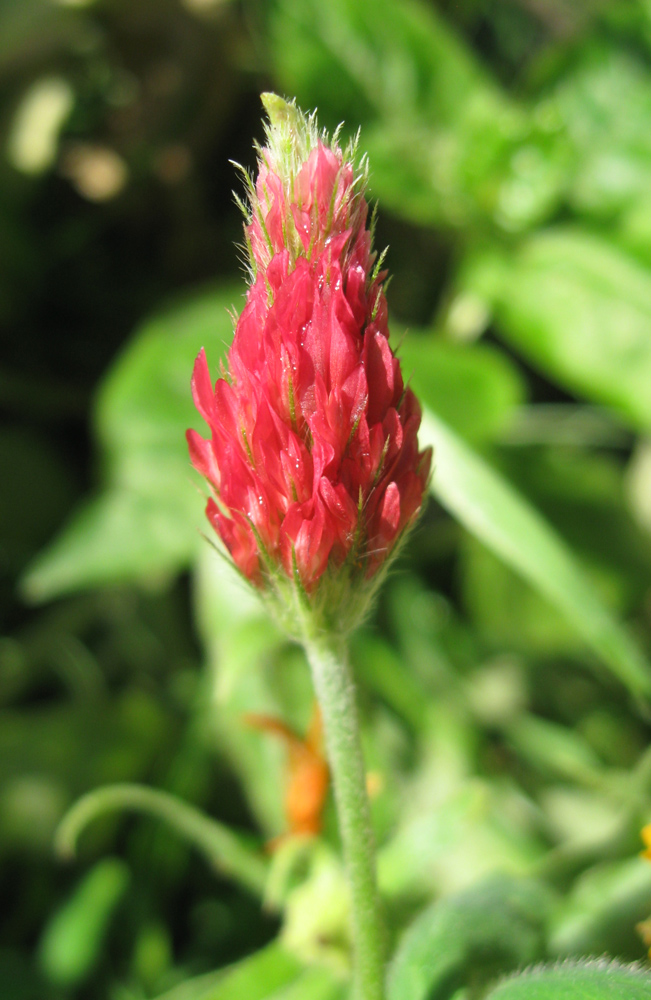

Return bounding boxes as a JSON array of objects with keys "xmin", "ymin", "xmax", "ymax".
[{"xmin": 187, "ymin": 95, "xmax": 431, "ymax": 635}]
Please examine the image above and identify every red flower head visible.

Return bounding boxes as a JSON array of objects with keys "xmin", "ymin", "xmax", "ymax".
[{"xmin": 187, "ymin": 94, "xmax": 431, "ymax": 634}]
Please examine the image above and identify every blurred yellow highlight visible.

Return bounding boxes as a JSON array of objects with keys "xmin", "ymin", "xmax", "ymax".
[
  {"xmin": 7, "ymin": 77, "xmax": 74, "ymax": 175},
  {"xmin": 641, "ymin": 824, "xmax": 651, "ymax": 862},
  {"xmin": 61, "ymin": 144, "xmax": 128, "ymax": 201}
]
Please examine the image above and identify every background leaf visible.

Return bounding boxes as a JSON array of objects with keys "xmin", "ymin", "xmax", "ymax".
[
  {"xmin": 152, "ymin": 944, "xmax": 304, "ymax": 1000},
  {"xmin": 421, "ymin": 408, "xmax": 651, "ymax": 698},
  {"xmin": 22, "ymin": 285, "xmax": 241, "ymax": 600},
  {"xmin": 38, "ymin": 857, "xmax": 130, "ymax": 987},
  {"xmin": 387, "ymin": 874, "xmax": 551, "ymax": 1000},
  {"xmin": 466, "ymin": 229, "xmax": 651, "ymax": 429},
  {"xmin": 397, "ymin": 334, "xmax": 525, "ymax": 443}
]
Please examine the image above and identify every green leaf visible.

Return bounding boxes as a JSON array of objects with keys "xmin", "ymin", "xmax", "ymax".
[
  {"xmin": 467, "ymin": 229, "xmax": 651, "ymax": 430},
  {"xmin": 270, "ymin": 968, "xmax": 346, "ymax": 1000},
  {"xmin": 152, "ymin": 943, "xmax": 304, "ymax": 1000},
  {"xmin": 484, "ymin": 960, "xmax": 651, "ymax": 1000},
  {"xmin": 21, "ymin": 491, "xmax": 198, "ymax": 602},
  {"xmin": 507, "ymin": 714, "xmax": 603, "ymax": 786},
  {"xmin": 269, "ymin": 0, "xmax": 555, "ymax": 230},
  {"xmin": 387, "ymin": 874, "xmax": 551, "ymax": 1000},
  {"xmin": 38, "ymin": 857, "xmax": 129, "ymax": 987},
  {"xmin": 549, "ymin": 857, "xmax": 651, "ymax": 959},
  {"xmin": 362, "ymin": 103, "xmax": 567, "ymax": 232},
  {"xmin": 421, "ymin": 408, "xmax": 651, "ymax": 697},
  {"xmin": 378, "ymin": 777, "xmax": 544, "ymax": 902},
  {"xmin": 462, "ymin": 536, "xmax": 584, "ymax": 658},
  {"xmin": 270, "ymin": 0, "xmax": 488, "ymax": 128},
  {"xmin": 552, "ymin": 45, "xmax": 651, "ymax": 220},
  {"xmin": 351, "ymin": 630, "xmax": 430, "ymax": 731},
  {"xmin": 22, "ymin": 284, "xmax": 241, "ymax": 601},
  {"xmin": 397, "ymin": 335, "xmax": 525, "ymax": 443},
  {"xmin": 461, "ymin": 447, "xmax": 651, "ymax": 657},
  {"xmin": 152, "ymin": 946, "xmax": 345, "ymax": 1000}
]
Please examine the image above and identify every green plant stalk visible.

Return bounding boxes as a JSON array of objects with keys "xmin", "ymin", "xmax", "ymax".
[
  {"xmin": 301, "ymin": 627, "xmax": 385, "ymax": 1000},
  {"xmin": 55, "ymin": 783, "xmax": 269, "ymax": 897}
]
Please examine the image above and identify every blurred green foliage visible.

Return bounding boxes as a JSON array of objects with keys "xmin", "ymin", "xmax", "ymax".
[{"xmin": 5, "ymin": 0, "xmax": 651, "ymax": 998}]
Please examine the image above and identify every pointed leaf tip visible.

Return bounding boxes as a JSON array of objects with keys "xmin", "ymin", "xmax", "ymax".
[
  {"xmin": 261, "ymin": 92, "xmax": 295, "ymax": 128},
  {"xmin": 260, "ymin": 92, "xmax": 308, "ymax": 152}
]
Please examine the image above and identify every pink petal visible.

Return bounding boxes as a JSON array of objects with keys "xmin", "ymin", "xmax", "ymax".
[
  {"xmin": 186, "ymin": 429, "xmax": 220, "ymax": 486},
  {"xmin": 191, "ymin": 348, "xmax": 215, "ymax": 425}
]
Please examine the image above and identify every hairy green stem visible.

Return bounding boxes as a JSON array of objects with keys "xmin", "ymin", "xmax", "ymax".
[{"xmin": 301, "ymin": 628, "xmax": 385, "ymax": 1000}]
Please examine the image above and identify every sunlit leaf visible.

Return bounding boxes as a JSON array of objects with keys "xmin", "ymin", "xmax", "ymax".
[
  {"xmin": 152, "ymin": 943, "xmax": 303, "ymax": 1000},
  {"xmin": 552, "ymin": 45, "xmax": 651, "ymax": 219},
  {"xmin": 466, "ymin": 229, "xmax": 651, "ymax": 430},
  {"xmin": 378, "ymin": 775, "xmax": 544, "ymax": 902},
  {"xmin": 396, "ymin": 335, "xmax": 525, "ymax": 443},
  {"xmin": 421, "ymin": 409, "xmax": 651, "ymax": 697},
  {"xmin": 387, "ymin": 874, "xmax": 550, "ymax": 1000},
  {"xmin": 22, "ymin": 285, "xmax": 241, "ymax": 601},
  {"xmin": 270, "ymin": 0, "xmax": 488, "ymax": 127},
  {"xmin": 549, "ymin": 858, "xmax": 651, "ymax": 959},
  {"xmin": 506, "ymin": 714, "xmax": 603, "ymax": 786},
  {"xmin": 462, "ymin": 447, "xmax": 651, "ymax": 656},
  {"xmin": 21, "ymin": 490, "xmax": 199, "ymax": 602},
  {"xmin": 269, "ymin": 0, "xmax": 559, "ymax": 230},
  {"xmin": 363, "ymin": 106, "xmax": 567, "ymax": 231}
]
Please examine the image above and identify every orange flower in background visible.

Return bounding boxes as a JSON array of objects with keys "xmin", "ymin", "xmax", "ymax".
[{"xmin": 245, "ymin": 706, "xmax": 329, "ymax": 842}]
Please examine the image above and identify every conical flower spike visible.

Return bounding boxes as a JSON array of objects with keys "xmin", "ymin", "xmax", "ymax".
[{"xmin": 187, "ymin": 94, "xmax": 431, "ymax": 636}]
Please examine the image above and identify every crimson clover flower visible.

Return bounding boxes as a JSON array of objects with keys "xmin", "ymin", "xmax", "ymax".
[{"xmin": 187, "ymin": 94, "xmax": 431, "ymax": 634}]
